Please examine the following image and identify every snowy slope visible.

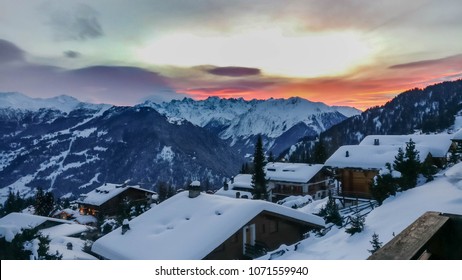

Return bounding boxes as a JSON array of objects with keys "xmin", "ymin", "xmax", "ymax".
[{"xmin": 265, "ymin": 163, "xmax": 462, "ymax": 260}]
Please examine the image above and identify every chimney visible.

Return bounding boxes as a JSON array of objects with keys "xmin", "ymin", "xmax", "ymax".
[
  {"xmin": 189, "ymin": 181, "xmax": 201, "ymax": 198},
  {"xmin": 374, "ymin": 139, "xmax": 380, "ymax": 146},
  {"xmin": 345, "ymin": 150, "xmax": 350, "ymax": 157},
  {"xmin": 224, "ymin": 180, "xmax": 229, "ymax": 191}
]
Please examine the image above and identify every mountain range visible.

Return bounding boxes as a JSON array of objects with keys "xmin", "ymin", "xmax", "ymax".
[
  {"xmin": 285, "ymin": 79, "xmax": 462, "ymax": 162},
  {"xmin": 0, "ymin": 93, "xmax": 358, "ymax": 200}
]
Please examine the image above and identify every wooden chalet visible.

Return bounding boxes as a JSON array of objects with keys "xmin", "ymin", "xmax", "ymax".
[
  {"xmin": 91, "ymin": 183, "xmax": 325, "ymax": 260},
  {"xmin": 77, "ymin": 183, "xmax": 157, "ymax": 217},
  {"xmin": 265, "ymin": 162, "xmax": 331, "ymax": 201}
]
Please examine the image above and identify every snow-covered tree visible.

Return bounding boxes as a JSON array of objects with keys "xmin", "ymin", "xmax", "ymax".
[
  {"xmin": 318, "ymin": 193, "xmax": 342, "ymax": 226},
  {"xmin": 345, "ymin": 212, "xmax": 365, "ymax": 235}
]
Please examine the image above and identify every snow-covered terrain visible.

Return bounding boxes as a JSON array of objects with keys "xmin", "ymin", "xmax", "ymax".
[
  {"xmin": 0, "ymin": 92, "xmax": 109, "ymax": 113},
  {"xmin": 144, "ymin": 96, "xmax": 361, "ymax": 154},
  {"xmin": 264, "ymin": 163, "xmax": 462, "ymax": 260}
]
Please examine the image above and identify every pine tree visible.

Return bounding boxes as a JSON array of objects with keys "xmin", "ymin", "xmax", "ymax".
[
  {"xmin": 268, "ymin": 151, "xmax": 275, "ymax": 162},
  {"xmin": 368, "ymin": 232, "xmax": 383, "ymax": 254},
  {"xmin": 393, "ymin": 139, "xmax": 421, "ymax": 190},
  {"xmin": 313, "ymin": 140, "xmax": 328, "ymax": 164},
  {"xmin": 370, "ymin": 163, "xmax": 397, "ymax": 205},
  {"xmin": 318, "ymin": 193, "xmax": 342, "ymax": 226},
  {"xmin": 0, "ymin": 228, "xmax": 61, "ymax": 260},
  {"xmin": 421, "ymin": 156, "xmax": 437, "ymax": 182},
  {"xmin": 345, "ymin": 212, "xmax": 365, "ymax": 235},
  {"xmin": 449, "ymin": 144, "xmax": 459, "ymax": 164},
  {"xmin": 34, "ymin": 188, "xmax": 55, "ymax": 216},
  {"xmin": 251, "ymin": 135, "xmax": 268, "ymax": 200},
  {"xmin": 156, "ymin": 181, "xmax": 168, "ymax": 202}
]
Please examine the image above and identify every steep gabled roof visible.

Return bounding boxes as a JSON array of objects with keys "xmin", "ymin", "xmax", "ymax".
[
  {"xmin": 360, "ymin": 134, "xmax": 452, "ymax": 158},
  {"xmin": 325, "ymin": 144, "xmax": 429, "ymax": 169},
  {"xmin": 265, "ymin": 162, "xmax": 324, "ymax": 183},
  {"xmin": 77, "ymin": 183, "xmax": 156, "ymax": 206},
  {"xmin": 92, "ymin": 192, "xmax": 324, "ymax": 260}
]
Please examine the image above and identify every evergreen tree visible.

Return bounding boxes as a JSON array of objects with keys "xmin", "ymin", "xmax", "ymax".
[
  {"xmin": 345, "ymin": 212, "xmax": 365, "ymax": 235},
  {"xmin": 268, "ymin": 151, "xmax": 275, "ymax": 162},
  {"xmin": 313, "ymin": 140, "xmax": 328, "ymax": 164},
  {"xmin": 421, "ymin": 156, "xmax": 437, "ymax": 182},
  {"xmin": 251, "ymin": 135, "xmax": 268, "ymax": 200},
  {"xmin": 2, "ymin": 191, "xmax": 25, "ymax": 217},
  {"xmin": 0, "ymin": 228, "xmax": 62, "ymax": 260},
  {"xmin": 370, "ymin": 163, "xmax": 397, "ymax": 205},
  {"xmin": 393, "ymin": 139, "xmax": 421, "ymax": 190},
  {"xmin": 318, "ymin": 193, "xmax": 342, "ymax": 226},
  {"xmin": 37, "ymin": 234, "xmax": 62, "ymax": 260},
  {"xmin": 34, "ymin": 187, "xmax": 55, "ymax": 216},
  {"xmin": 156, "ymin": 181, "xmax": 169, "ymax": 202},
  {"xmin": 449, "ymin": 144, "xmax": 459, "ymax": 164},
  {"xmin": 368, "ymin": 232, "xmax": 383, "ymax": 254}
]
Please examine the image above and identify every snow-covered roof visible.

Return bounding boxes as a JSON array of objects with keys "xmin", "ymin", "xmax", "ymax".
[
  {"xmin": 265, "ymin": 162, "xmax": 324, "ymax": 183},
  {"xmin": 451, "ymin": 129, "xmax": 462, "ymax": 141},
  {"xmin": 215, "ymin": 174, "xmax": 253, "ymax": 199},
  {"xmin": 0, "ymin": 212, "xmax": 72, "ymax": 242},
  {"xmin": 39, "ymin": 223, "xmax": 91, "ymax": 239},
  {"xmin": 77, "ymin": 183, "xmax": 156, "ymax": 206},
  {"xmin": 359, "ymin": 134, "xmax": 453, "ymax": 158},
  {"xmin": 325, "ymin": 145, "xmax": 429, "ymax": 169},
  {"xmin": 231, "ymin": 174, "xmax": 253, "ymax": 189},
  {"xmin": 92, "ymin": 192, "xmax": 324, "ymax": 260}
]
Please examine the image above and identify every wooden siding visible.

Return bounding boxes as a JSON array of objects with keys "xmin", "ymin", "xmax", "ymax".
[
  {"xmin": 204, "ymin": 211, "xmax": 320, "ymax": 260},
  {"xmin": 338, "ymin": 168, "xmax": 378, "ymax": 198}
]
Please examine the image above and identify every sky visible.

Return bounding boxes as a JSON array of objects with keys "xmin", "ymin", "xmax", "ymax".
[{"xmin": 1, "ymin": 0, "xmax": 462, "ymax": 110}]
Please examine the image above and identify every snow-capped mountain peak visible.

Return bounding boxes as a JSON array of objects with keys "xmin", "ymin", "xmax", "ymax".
[
  {"xmin": 0, "ymin": 92, "xmax": 108, "ymax": 113},
  {"xmin": 143, "ymin": 96, "xmax": 361, "ymax": 155}
]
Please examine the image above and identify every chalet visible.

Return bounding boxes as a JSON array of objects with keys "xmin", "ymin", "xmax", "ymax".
[
  {"xmin": 91, "ymin": 185, "xmax": 324, "ymax": 260},
  {"xmin": 215, "ymin": 174, "xmax": 253, "ymax": 199},
  {"xmin": 265, "ymin": 163, "xmax": 330, "ymax": 201},
  {"xmin": 325, "ymin": 144, "xmax": 429, "ymax": 198},
  {"xmin": 77, "ymin": 183, "xmax": 157, "ymax": 218},
  {"xmin": 0, "ymin": 212, "xmax": 96, "ymax": 260},
  {"xmin": 368, "ymin": 211, "xmax": 462, "ymax": 260}
]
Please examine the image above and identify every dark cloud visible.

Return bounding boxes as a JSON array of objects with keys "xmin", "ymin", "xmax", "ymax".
[
  {"xmin": 0, "ymin": 41, "xmax": 184, "ymax": 105},
  {"xmin": 0, "ymin": 39, "xmax": 25, "ymax": 64},
  {"xmin": 63, "ymin": 50, "xmax": 81, "ymax": 58},
  {"xmin": 389, "ymin": 54, "xmax": 462, "ymax": 69},
  {"xmin": 206, "ymin": 66, "xmax": 261, "ymax": 77},
  {"xmin": 46, "ymin": 3, "xmax": 104, "ymax": 41}
]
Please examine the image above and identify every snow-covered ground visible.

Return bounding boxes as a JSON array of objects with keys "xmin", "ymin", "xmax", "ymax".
[{"xmin": 265, "ymin": 163, "xmax": 462, "ymax": 260}]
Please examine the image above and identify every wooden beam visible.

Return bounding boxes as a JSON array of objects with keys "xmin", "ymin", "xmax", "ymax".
[{"xmin": 368, "ymin": 211, "xmax": 449, "ymax": 260}]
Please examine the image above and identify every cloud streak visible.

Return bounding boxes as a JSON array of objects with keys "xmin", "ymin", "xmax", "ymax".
[{"xmin": 206, "ymin": 66, "xmax": 261, "ymax": 77}]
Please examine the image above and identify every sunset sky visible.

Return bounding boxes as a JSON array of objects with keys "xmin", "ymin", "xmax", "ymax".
[{"xmin": 1, "ymin": 0, "xmax": 462, "ymax": 110}]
